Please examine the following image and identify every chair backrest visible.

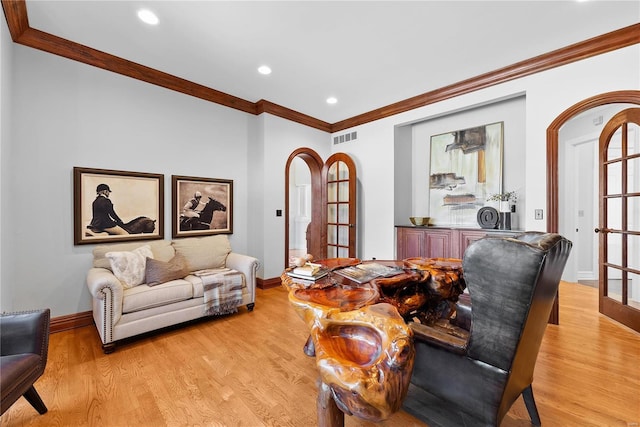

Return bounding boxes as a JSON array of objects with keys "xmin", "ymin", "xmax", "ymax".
[
  {"xmin": 0, "ymin": 309, "xmax": 50, "ymax": 361},
  {"xmin": 462, "ymin": 232, "xmax": 572, "ymax": 373}
]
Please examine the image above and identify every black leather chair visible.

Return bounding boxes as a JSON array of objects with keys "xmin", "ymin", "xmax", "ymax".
[
  {"xmin": 1, "ymin": 309, "xmax": 50, "ymax": 415},
  {"xmin": 403, "ymin": 232, "xmax": 572, "ymax": 426}
]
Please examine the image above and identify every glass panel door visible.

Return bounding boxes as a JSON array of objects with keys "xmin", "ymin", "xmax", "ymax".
[
  {"xmin": 323, "ymin": 154, "xmax": 357, "ymax": 259},
  {"xmin": 598, "ymin": 108, "xmax": 640, "ymax": 332}
]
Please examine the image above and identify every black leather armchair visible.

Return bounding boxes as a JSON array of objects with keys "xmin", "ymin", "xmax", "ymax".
[
  {"xmin": 403, "ymin": 232, "xmax": 572, "ymax": 426},
  {"xmin": 1, "ymin": 309, "xmax": 50, "ymax": 415}
]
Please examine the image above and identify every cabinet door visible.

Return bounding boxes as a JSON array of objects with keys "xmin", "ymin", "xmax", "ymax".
[
  {"xmin": 457, "ymin": 229, "xmax": 488, "ymax": 258},
  {"xmin": 424, "ymin": 229, "xmax": 453, "ymax": 258},
  {"xmin": 397, "ymin": 228, "xmax": 425, "ymax": 259}
]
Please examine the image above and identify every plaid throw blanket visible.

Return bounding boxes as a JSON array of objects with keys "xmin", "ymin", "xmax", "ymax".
[{"xmin": 195, "ymin": 269, "xmax": 244, "ymax": 316}]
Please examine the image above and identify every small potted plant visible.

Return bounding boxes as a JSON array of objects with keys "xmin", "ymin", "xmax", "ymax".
[
  {"xmin": 487, "ymin": 191, "xmax": 517, "ymax": 230},
  {"xmin": 487, "ymin": 191, "xmax": 517, "ymax": 212}
]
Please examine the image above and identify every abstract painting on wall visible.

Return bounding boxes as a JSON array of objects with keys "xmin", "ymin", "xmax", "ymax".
[{"xmin": 428, "ymin": 122, "xmax": 503, "ymax": 226}]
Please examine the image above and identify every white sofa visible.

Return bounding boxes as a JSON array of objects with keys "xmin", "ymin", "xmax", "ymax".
[{"xmin": 86, "ymin": 235, "xmax": 259, "ymax": 353}]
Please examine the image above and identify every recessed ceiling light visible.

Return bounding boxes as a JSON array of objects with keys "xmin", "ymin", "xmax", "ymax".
[
  {"xmin": 258, "ymin": 65, "xmax": 272, "ymax": 75},
  {"xmin": 326, "ymin": 97, "xmax": 338, "ymax": 105},
  {"xmin": 137, "ymin": 9, "xmax": 159, "ymax": 25}
]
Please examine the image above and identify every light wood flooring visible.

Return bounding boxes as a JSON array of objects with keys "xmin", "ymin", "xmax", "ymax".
[{"xmin": 2, "ymin": 282, "xmax": 639, "ymax": 427}]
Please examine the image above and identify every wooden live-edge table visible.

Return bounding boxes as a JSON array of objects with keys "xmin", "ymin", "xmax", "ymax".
[
  {"xmin": 281, "ymin": 258, "xmax": 383, "ymax": 356},
  {"xmin": 281, "ymin": 257, "xmax": 464, "ymax": 427}
]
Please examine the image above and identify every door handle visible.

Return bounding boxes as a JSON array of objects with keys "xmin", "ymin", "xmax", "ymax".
[{"xmin": 594, "ymin": 228, "xmax": 610, "ymax": 234}]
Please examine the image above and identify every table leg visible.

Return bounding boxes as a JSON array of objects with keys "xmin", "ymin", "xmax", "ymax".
[
  {"xmin": 304, "ymin": 335, "xmax": 315, "ymax": 357},
  {"xmin": 317, "ymin": 381, "xmax": 344, "ymax": 427}
]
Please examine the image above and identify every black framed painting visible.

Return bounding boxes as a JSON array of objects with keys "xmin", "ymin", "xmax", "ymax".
[
  {"xmin": 73, "ymin": 167, "xmax": 164, "ymax": 245},
  {"xmin": 172, "ymin": 175, "xmax": 233, "ymax": 238}
]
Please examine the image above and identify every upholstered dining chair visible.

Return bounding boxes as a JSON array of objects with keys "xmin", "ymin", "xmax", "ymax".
[
  {"xmin": 402, "ymin": 232, "xmax": 572, "ymax": 426},
  {"xmin": 1, "ymin": 308, "xmax": 51, "ymax": 415}
]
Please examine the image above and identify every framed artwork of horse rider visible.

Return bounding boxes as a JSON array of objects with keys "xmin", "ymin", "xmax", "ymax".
[
  {"xmin": 171, "ymin": 175, "xmax": 233, "ymax": 238},
  {"xmin": 73, "ymin": 167, "xmax": 164, "ymax": 245}
]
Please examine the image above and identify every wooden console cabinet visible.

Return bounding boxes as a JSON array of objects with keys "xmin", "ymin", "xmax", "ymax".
[{"xmin": 396, "ymin": 226, "xmax": 521, "ymax": 260}]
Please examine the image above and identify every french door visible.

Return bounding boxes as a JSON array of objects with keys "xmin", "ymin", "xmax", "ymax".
[
  {"xmin": 322, "ymin": 153, "xmax": 357, "ymax": 258},
  {"xmin": 597, "ymin": 108, "xmax": 640, "ymax": 332}
]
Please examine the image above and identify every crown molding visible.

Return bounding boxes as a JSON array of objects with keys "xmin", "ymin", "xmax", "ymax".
[
  {"xmin": 256, "ymin": 99, "xmax": 332, "ymax": 132},
  {"xmin": 3, "ymin": 0, "xmax": 639, "ymax": 134},
  {"xmin": 330, "ymin": 23, "xmax": 640, "ymax": 132}
]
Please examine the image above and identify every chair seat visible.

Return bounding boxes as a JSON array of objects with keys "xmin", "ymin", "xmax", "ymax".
[
  {"xmin": 1, "ymin": 354, "xmax": 42, "ymax": 397},
  {"xmin": 0, "ymin": 309, "xmax": 50, "ymax": 416}
]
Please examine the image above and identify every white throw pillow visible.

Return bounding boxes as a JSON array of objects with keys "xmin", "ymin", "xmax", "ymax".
[{"xmin": 106, "ymin": 245, "xmax": 154, "ymax": 288}]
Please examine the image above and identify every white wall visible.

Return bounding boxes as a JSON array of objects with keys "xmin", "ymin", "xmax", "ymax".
[
  {"xmin": 331, "ymin": 45, "xmax": 640, "ymax": 261},
  {"xmin": 259, "ymin": 114, "xmax": 330, "ymax": 278},
  {"xmin": 0, "ymin": 16, "xmax": 12, "ymax": 311},
  {"xmin": 329, "ymin": 122, "xmax": 397, "ymax": 260},
  {"xmin": 3, "ymin": 42, "xmax": 256, "ymax": 316},
  {"xmin": 407, "ymin": 95, "xmax": 526, "ymax": 229},
  {"xmin": 2, "ymin": 40, "xmax": 332, "ymax": 314}
]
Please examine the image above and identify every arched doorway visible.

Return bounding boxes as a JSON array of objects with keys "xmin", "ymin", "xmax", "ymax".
[
  {"xmin": 285, "ymin": 148, "xmax": 324, "ymax": 267},
  {"xmin": 546, "ymin": 90, "xmax": 640, "ymax": 324},
  {"xmin": 285, "ymin": 149, "xmax": 359, "ymax": 267}
]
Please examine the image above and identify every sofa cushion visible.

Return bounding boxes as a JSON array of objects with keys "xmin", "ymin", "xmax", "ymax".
[
  {"xmin": 122, "ymin": 280, "xmax": 193, "ymax": 314},
  {"xmin": 93, "ymin": 240, "xmax": 175, "ymax": 269},
  {"xmin": 145, "ymin": 254, "xmax": 190, "ymax": 286},
  {"xmin": 106, "ymin": 245, "xmax": 154, "ymax": 288},
  {"xmin": 172, "ymin": 235, "xmax": 231, "ymax": 271}
]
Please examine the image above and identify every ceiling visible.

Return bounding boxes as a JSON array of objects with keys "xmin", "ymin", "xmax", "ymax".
[{"xmin": 18, "ymin": 1, "xmax": 640, "ymax": 125}]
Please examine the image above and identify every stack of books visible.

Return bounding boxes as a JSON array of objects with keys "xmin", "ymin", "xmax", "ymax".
[{"xmin": 286, "ymin": 262, "xmax": 329, "ymax": 281}]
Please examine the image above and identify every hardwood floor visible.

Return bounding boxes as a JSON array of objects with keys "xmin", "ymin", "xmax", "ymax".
[{"xmin": 2, "ymin": 282, "xmax": 639, "ymax": 426}]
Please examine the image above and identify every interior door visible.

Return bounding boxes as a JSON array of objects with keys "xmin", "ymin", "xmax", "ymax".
[
  {"xmin": 322, "ymin": 153, "xmax": 357, "ymax": 258},
  {"xmin": 597, "ymin": 108, "xmax": 640, "ymax": 332}
]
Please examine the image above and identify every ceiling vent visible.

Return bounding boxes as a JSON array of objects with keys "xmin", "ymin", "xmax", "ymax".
[{"xmin": 333, "ymin": 131, "xmax": 358, "ymax": 145}]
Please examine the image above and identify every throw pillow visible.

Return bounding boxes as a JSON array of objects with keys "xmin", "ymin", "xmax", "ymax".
[
  {"xmin": 145, "ymin": 253, "xmax": 190, "ymax": 286},
  {"xmin": 94, "ymin": 240, "xmax": 175, "ymax": 269},
  {"xmin": 172, "ymin": 235, "xmax": 231, "ymax": 271},
  {"xmin": 105, "ymin": 245, "xmax": 154, "ymax": 288}
]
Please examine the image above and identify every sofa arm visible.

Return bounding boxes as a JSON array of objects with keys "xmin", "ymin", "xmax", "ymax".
[
  {"xmin": 87, "ymin": 268, "xmax": 124, "ymax": 302},
  {"xmin": 86, "ymin": 268, "xmax": 124, "ymax": 345},
  {"xmin": 226, "ymin": 252, "xmax": 260, "ymax": 300}
]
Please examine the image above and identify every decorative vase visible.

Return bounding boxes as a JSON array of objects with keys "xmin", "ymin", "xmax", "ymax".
[
  {"xmin": 497, "ymin": 201, "xmax": 512, "ymax": 230},
  {"xmin": 499, "ymin": 212, "xmax": 512, "ymax": 230}
]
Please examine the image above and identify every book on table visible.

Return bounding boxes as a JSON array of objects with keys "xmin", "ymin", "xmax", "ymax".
[
  {"xmin": 333, "ymin": 262, "xmax": 404, "ymax": 284},
  {"xmin": 292, "ymin": 263, "xmax": 322, "ymax": 276},
  {"xmin": 287, "ymin": 263, "xmax": 329, "ymax": 281}
]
